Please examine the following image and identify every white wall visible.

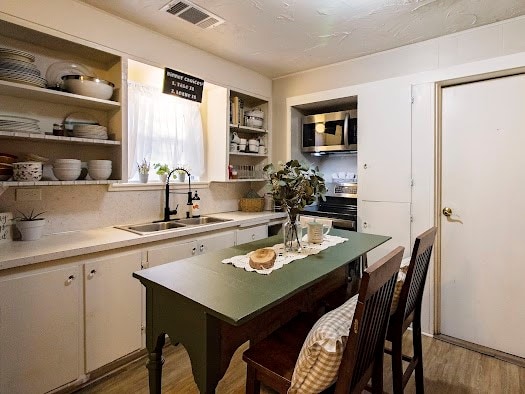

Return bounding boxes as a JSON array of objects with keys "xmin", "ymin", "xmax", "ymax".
[
  {"xmin": 0, "ymin": 0, "xmax": 271, "ymax": 233},
  {"xmin": 272, "ymin": 15, "xmax": 525, "ymax": 334}
]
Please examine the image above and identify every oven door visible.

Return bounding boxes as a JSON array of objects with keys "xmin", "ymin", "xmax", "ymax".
[{"xmin": 300, "ymin": 214, "xmax": 356, "ymax": 231}]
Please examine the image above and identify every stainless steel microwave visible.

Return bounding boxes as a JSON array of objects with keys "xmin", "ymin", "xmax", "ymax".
[{"xmin": 302, "ymin": 110, "xmax": 357, "ymax": 153}]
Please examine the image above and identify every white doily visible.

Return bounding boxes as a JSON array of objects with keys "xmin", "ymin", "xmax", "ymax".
[{"xmin": 221, "ymin": 235, "xmax": 348, "ymax": 275}]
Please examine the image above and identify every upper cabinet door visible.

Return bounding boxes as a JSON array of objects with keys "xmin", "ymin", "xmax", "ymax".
[{"xmin": 358, "ymin": 79, "xmax": 412, "ymax": 202}]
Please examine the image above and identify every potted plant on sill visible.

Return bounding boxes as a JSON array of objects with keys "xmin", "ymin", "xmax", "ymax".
[
  {"xmin": 153, "ymin": 163, "xmax": 171, "ymax": 183},
  {"xmin": 137, "ymin": 159, "xmax": 150, "ymax": 183},
  {"xmin": 264, "ymin": 160, "xmax": 326, "ymax": 252},
  {"xmin": 15, "ymin": 209, "xmax": 46, "ymax": 241},
  {"xmin": 175, "ymin": 164, "xmax": 191, "ymax": 182}
]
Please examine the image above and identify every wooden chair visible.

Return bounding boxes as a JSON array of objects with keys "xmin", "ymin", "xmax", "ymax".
[
  {"xmin": 243, "ymin": 246, "xmax": 404, "ymax": 394},
  {"xmin": 385, "ymin": 227, "xmax": 437, "ymax": 394}
]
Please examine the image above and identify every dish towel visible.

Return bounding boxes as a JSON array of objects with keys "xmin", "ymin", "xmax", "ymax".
[{"xmin": 221, "ymin": 235, "xmax": 348, "ymax": 275}]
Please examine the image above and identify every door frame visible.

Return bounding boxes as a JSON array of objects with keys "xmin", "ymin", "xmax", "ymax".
[{"xmin": 433, "ymin": 66, "xmax": 525, "ymax": 335}]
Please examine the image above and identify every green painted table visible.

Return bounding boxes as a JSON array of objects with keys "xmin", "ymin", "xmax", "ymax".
[{"xmin": 133, "ymin": 229, "xmax": 390, "ymax": 393}]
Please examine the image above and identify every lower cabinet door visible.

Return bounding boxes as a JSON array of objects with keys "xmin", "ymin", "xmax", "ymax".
[
  {"xmin": 358, "ymin": 200, "xmax": 411, "ymax": 263},
  {"xmin": 84, "ymin": 250, "xmax": 142, "ymax": 372},
  {"xmin": 0, "ymin": 266, "xmax": 81, "ymax": 394}
]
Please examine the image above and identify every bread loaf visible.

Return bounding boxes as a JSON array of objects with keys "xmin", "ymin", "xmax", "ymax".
[{"xmin": 249, "ymin": 248, "xmax": 276, "ymax": 270}]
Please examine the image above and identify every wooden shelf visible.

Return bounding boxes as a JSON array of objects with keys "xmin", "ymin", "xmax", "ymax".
[
  {"xmin": 229, "ymin": 152, "xmax": 267, "ymax": 157},
  {"xmin": 0, "ymin": 180, "xmax": 121, "ymax": 187},
  {"xmin": 0, "ymin": 80, "xmax": 121, "ymax": 110},
  {"xmin": 224, "ymin": 178, "xmax": 267, "ymax": 182},
  {"xmin": 229, "ymin": 124, "xmax": 268, "ymax": 134},
  {"xmin": 0, "ymin": 130, "xmax": 121, "ymax": 146}
]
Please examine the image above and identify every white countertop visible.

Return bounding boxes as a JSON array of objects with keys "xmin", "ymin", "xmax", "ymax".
[{"xmin": 0, "ymin": 211, "xmax": 286, "ymax": 272}]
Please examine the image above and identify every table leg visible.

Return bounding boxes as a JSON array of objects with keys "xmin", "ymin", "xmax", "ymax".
[{"xmin": 147, "ymin": 333, "xmax": 166, "ymax": 394}]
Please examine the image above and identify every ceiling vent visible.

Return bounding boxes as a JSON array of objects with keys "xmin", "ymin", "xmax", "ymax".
[{"xmin": 162, "ymin": 1, "xmax": 225, "ymax": 29}]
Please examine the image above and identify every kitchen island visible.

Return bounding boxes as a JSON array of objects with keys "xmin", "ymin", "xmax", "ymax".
[{"xmin": 134, "ymin": 229, "xmax": 390, "ymax": 393}]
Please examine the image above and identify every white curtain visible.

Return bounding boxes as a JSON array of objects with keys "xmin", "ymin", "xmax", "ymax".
[{"xmin": 127, "ymin": 81, "xmax": 205, "ymax": 180}]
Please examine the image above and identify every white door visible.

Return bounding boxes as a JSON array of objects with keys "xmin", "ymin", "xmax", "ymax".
[
  {"xmin": 0, "ymin": 266, "xmax": 81, "ymax": 394},
  {"xmin": 85, "ymin": 251, "xmax": 142, "ymax": 372},
  {"xmin": 440, "ymin": 75, "xmax": 525, "ymax": 358}
]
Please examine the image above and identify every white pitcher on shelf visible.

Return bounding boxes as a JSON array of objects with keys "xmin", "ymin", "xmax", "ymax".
[{"xmin": 231, "ymin": 132, "xmax": 241, "ymax": 144}]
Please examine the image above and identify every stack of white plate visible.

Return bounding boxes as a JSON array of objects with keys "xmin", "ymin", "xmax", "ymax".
[
  {"xmin": 0, "ymin": 47, "xmax": 46, "ymax": 88},
  {"xmin": 88, "ymin": 160, "xmax": 112, "ymax": 180},
  {"xmin": 72, "ymin": 124, "xmax": 108, "ymax": 140},
  {"xmin": 53, "ymin": 159, "xmax": 81, "ymax": 181},
  {"xmin": 0, "ymin": 115, "xmax": 41, "ymax": 133}
]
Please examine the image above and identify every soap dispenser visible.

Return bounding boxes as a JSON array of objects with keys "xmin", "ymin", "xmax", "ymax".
[{"xmin": 191, "ymin": 191, "xmax": 201, "ymax": 218}]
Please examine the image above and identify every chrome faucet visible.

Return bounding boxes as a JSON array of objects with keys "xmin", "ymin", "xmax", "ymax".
[{"xmin": 163, "ymin": 167, "xmax": 192, "ymax": 222}]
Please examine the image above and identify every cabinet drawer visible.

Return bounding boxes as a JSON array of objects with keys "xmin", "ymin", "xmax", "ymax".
[{"xmin": 236, "ymin": 224, "xmax": 268, "ymax": 245}]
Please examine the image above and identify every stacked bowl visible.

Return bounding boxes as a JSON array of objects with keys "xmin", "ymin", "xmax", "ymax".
[
  {"xmin": 0, "ymin": 153, "xmax": 17, "ymax": 181},
  {"xmin": 88, "ymin": 160, "xmax": 112, "ymax": 180},
  {"xmin": 53, "ymin": 159, "xmax": 81, "ymax": 181}
]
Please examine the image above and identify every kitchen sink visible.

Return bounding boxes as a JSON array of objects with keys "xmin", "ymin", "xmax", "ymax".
[
  {"xmin": 115, "ymin": 216, "xmax": 231, "ymax": 235},
  {"xmin": 176, "ymin": 217, "xmax": 231, "ymax": 226}
]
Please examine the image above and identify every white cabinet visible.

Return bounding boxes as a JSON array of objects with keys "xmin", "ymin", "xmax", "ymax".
[
  {"xmin": 147, "ymin": 239, "xmax": 198, "ymax": 268},
  {"xmin": 357, "ymin": 79, "xmax": 412, "ymax": 202},
  {"xmin": 146, "ymin": 230, "xmax": 236, "ymax": 267},
  {"xmin": 206, "ymin": 87, "xmax": 271, "ymax": 182},
  {"xmin": 0, "ymin": 19, "xmax": 124, "ymax": 187},
  {"xmin": 358, "ymin": 201, "xmax": 411, "ymax": 263},
  {"xmin": 236, "ymin": 224, "xmax": 268, "ymax": 245},
  {"xmin": 84, "ymin": 250, "xmax": 142, "ymax": 372},
  {"xmin": 0, "ymin": 265, "xmax": 82, "ymax": 394}
]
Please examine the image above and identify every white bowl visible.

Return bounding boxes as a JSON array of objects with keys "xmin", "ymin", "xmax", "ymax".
[
  {"xmin": 245, "ymin": 116, "xmax": 263, "ymax": 128},
  {"xmin": 53, "ymin": 167, "xmax": 81, "ymax": 181},
  {"xmin": 88, "ymin": 167, "xmax": 112, "ymax": 180},
  {"xmin": 88, "ymin": 160, "xmax": 112, "ymax": 167},
  {"xmin": 62, "ymin": 75, "xmax": 114, "ymax": 100},
  {"xmin": 55, "ymin": 159, "xmax": 81, "ymax": 165},
  {"xmin": 13, "ymin": 162, "xmax": 42, "ymax": 181}
]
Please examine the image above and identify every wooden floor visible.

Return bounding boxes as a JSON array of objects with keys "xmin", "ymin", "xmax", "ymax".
[{"xmin": 76, "ymin": 332, "xmax": 525, "ymax": 393}]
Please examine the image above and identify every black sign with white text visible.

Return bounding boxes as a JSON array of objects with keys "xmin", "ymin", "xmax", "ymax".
[{"xmin": 163, "ymin": 68, "xmax": 204, "ymax": 103}]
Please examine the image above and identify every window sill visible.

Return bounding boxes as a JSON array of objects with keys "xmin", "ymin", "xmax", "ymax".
[{"xmin": 108, "ymin": 181, "xmax": 209, "ymax": 192}]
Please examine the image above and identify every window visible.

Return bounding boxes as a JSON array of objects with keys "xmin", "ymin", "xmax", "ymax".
[{"xmin": 127, "ymin": 61, "xmax": 204, "ymax": 182}]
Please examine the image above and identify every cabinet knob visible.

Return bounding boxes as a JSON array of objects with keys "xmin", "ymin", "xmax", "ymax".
[
  {"xmin": 192, "ymin": 247, "xmax": 196, "ymax": 255},
  {"xmin": 363, "ymin": 221, "xmax": 368, "ymax": 229},
  {"xmin": 199, "ymin": 244, "xmax": 204, "ymax": 253},
  {"xmin": 88, "ymin": 269, "xmax": 96, "ymax": 278},
  {"xmin": 363, "ymin": 163, "xmax": 368, "ymax": 169},
  {"xmin": 66, "ymin": 274, "xmax": 75, "ymax": 285},
  {"xmin": 251, "ymin": 234, "xmax": 255, "ymax": 240}
]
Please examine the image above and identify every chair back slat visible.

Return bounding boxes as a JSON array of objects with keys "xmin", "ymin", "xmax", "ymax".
[
  {"xmin": 400, "ymin": 227, "xmax": 437, "ymax": 320},
  {"xmin": 335, "ymin": 246, "xmax": 404, "ymax": 394}
]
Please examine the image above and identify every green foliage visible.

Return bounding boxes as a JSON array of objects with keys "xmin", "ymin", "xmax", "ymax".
[
  {"xmin": 153, "ymin": 163, "xmax": 170, "ymax": 175},
  {"xmin": 16, "ymin": 209, "xmax": 46, "ymax": 221},
  {"xmin": 263, "ymin": 159, "xmax": 326, "ymax": 219}
]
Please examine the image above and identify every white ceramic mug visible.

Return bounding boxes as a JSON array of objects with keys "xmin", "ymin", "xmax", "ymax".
[
  {"xmin": 231, "ymin": 132, "xmax": 241, "ymax": 143},
  {"xmin": 248, "ymin": 143, "xmax": 259, "ymax": 153},
  {"xmin": 230, "ymin": 142, "xmax": 238, "ymax": 152},
  {"xmin": 307, "ymin": 221, "xmax": 331, "ymax": 243}
]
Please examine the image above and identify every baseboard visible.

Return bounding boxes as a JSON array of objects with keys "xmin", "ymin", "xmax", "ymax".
[{"xmin": 436, "ymin": 334, "xmax": 525, "ymax": 368}]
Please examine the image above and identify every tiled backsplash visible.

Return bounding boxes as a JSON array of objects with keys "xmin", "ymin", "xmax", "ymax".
[{"xmin": 0, "ymin": 182, "xmax": 253, "ymax": 235}]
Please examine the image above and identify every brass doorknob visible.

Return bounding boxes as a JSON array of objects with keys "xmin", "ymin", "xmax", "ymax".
[{"xmin": 442, "ymin": 207, "xmax": 452, "ymax": 217}]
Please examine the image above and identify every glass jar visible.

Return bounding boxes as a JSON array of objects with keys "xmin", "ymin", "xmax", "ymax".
[{"xmin": 283, "ymin": 214, "xmax": 302, "ymax": 252}]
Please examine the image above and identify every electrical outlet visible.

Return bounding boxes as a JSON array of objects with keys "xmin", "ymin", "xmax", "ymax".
[{"xmin": 16, "ymin": 188, "xmax": 42, "ymax": 202}]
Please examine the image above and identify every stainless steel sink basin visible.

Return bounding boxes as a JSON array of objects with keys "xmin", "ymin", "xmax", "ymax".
[
  {"xmin": 177, "ymin": 217, "xmax": 231, "ymax": 226},
  {"xmin": 116, "ymin": 221, "xmax": 186, "ymax": 235},
  {"xmin": 115, "ymin": 216, "xmax": 231, "ymax": 235}
]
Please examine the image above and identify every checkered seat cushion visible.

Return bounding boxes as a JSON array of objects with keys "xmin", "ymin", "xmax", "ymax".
[
  {"xmin": 288, "ymin": 294, "xmax": 359, "ymax": 393},
  {"xmin": 390, "ymin": 257, "xmax": 411, "ymax": 313}
]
